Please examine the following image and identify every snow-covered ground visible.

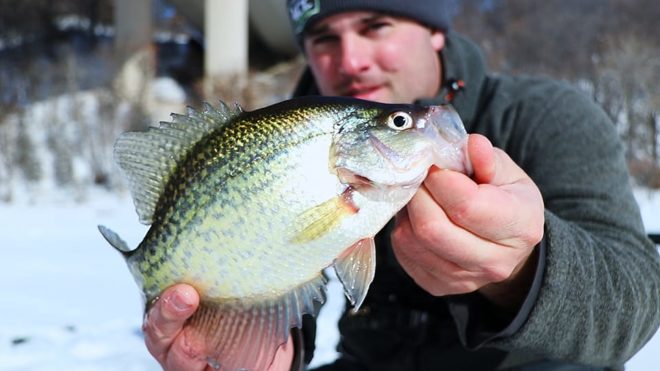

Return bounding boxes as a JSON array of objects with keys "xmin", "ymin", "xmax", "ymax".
[{"xmin": 0, "ymin": 187, "xmax": 658, "ymax": 370}]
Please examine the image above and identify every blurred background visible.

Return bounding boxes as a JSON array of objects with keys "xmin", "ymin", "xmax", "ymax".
[
  {"xmin": 0, "ymin": 0, "xmax": 658, "ymax": 198},
  {"xmin": 0, "ymin": 0, "xmax": 658, "ymax": 370}
]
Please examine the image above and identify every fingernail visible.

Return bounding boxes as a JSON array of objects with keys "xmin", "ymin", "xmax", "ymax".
[{"xmin": 171, "ymin": 290, "xmax": 193, "ymax": 312}]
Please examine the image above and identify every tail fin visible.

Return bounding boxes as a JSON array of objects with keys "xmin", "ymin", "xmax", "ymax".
[{"xmin": 98, "ymin": 225, "xmax": 133, "ymax": 258}]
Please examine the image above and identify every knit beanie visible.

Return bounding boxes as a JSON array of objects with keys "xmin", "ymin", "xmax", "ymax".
[{"xmin": 286, "ymin": 0, "xmax": 452, "ymax": 40}]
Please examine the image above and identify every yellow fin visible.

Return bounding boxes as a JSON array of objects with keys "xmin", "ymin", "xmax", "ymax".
[{"xmin": 291, "ymin": 189, "xmax": 358, "ymax": 244}]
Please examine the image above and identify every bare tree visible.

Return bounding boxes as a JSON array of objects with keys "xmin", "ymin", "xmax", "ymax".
[
  {"xmin": 454, "ymin": 0, "xmax": 660, "ymax": 184},
  {"xmin": 596, "ymin": 35, "xmax": 660, "ymax": 160}
]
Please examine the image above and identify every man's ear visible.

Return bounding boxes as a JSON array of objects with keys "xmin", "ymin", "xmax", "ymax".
[{"xmin": 430, "ymin": 30, "xmax": 445, "ymax": 52}]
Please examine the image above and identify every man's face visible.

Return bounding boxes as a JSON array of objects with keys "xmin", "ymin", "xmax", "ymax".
[{"xmin": 302, "ymin": 11, "xmax": 445, "ymax": 104}]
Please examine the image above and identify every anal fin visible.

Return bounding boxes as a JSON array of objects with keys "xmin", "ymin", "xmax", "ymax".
[
  {"xmin": 184, "ymin": 274, "xmax": 327, "ymax": 370},
  {"xmin": 333, "ymin": 238, "xmax": 376, "ymax": 311}
]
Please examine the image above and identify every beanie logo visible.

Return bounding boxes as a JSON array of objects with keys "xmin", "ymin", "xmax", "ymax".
[{"xmin": 288, "ymin": 0, "xmax": 320, "ymax": 34}]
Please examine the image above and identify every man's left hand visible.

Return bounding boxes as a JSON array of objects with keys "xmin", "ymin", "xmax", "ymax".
[{"xmin": 391, "ymin": 134, "xmax": 544, "ymax": 310}]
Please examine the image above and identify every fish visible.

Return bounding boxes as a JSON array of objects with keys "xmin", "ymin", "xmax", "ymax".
[{"xmin": 98, "ymin": 96, "xmax": 470, "ymax": 370}]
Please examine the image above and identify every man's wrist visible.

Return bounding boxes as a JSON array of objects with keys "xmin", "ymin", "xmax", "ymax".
[{"xmin": 478, "ymin": 245, "xmax": 540, "ymax": 317}]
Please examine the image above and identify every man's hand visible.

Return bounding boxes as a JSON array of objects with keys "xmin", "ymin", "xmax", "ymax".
[
  {"xmin": 143, "ymin": 284, "xmax": 207, "ymax": 370},
  {"xmin": 143, "ymin": 284, "xmax": 295, "ymax": 371},
  {"xmin": 391, "ymin": 134, "xmax": 544, "ymax": 310}
]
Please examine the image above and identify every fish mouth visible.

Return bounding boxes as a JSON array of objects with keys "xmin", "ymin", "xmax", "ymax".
[{"xmin": 423, "ymin": 105, "xmax": 472, "ymax": 174}]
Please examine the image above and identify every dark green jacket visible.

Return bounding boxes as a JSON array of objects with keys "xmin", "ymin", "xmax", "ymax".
[{"xmin": 293, "ymin": 32, "xmax": 660, "ymax": 370}]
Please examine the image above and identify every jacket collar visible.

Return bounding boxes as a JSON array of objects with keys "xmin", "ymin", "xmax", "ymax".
[{"xmin": 416, "ymin": 31, "xmax": 487, "ymax": 131}]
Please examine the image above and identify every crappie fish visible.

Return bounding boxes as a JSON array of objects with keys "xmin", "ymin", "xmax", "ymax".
[{"xmin": 99, "ymin": 96, "xmax": 470, "ymax": 370}]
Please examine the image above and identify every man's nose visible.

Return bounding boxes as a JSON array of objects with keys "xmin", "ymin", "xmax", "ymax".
[{"xmin": 339, "ymin": 35, "xmax": 370, "ymax": 76}]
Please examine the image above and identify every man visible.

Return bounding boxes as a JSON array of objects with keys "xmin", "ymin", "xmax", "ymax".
[{"xmin": 143, "ymin": 1, "xmax": 660, "ymax": 370}]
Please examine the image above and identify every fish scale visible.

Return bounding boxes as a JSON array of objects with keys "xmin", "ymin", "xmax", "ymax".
[
  {"xmin": 137, "ymin": 120, "xmax": 339, "ymax": 299},
  {"xmin": 99, "ymin": 96, "xmax": 469, "ymax": 370}
]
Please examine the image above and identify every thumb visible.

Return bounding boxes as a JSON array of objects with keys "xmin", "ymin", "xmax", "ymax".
[
  {"xmin": 143, "ymin": 284, "xmax": 199, "ymax": 359},
  {"xmin": 467, "ymin": 133, "xmax": 527, "ymax": 185},
  {"xmin": 467, "ymin": 134, "xmax": 496, "ymax": 184}
]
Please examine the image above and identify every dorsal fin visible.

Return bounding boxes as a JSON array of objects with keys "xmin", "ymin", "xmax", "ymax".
[{"xmin": 114, "ymin": 101, "xmax": 242, "ymax": 224}]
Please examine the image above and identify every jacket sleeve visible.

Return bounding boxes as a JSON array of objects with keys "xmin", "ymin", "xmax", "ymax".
[{"xmin": 464, "ymin": 83, "xmax": 660, "ymax": 367}]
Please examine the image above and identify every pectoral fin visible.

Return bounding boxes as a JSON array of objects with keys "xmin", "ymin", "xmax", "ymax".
[
  {"xmin": 334, "ymin": 237, "xmax": 376, "ymax": 311},
  {"xmin": 291, "ymin": 188, "xmax": 358, "ymax": 244}
]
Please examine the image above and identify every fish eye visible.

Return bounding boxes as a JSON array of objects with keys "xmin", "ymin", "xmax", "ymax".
[{"xmin": 387, "ymin": 112, "xmax": 413, "ymax": 130}]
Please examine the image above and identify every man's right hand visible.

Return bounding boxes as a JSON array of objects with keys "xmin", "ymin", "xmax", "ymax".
[{"xmin": 143, "ymin": 283, "xmax": 295, "ymax": 371}]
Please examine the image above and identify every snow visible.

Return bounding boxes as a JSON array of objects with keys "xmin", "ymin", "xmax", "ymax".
[
  {"xmin": 0, "ymin": 190, "xmax": 155, "ymax": 370},
  {"xmin": 0, "ymin": 187, "xmax": 658, "ymax": 370}
]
